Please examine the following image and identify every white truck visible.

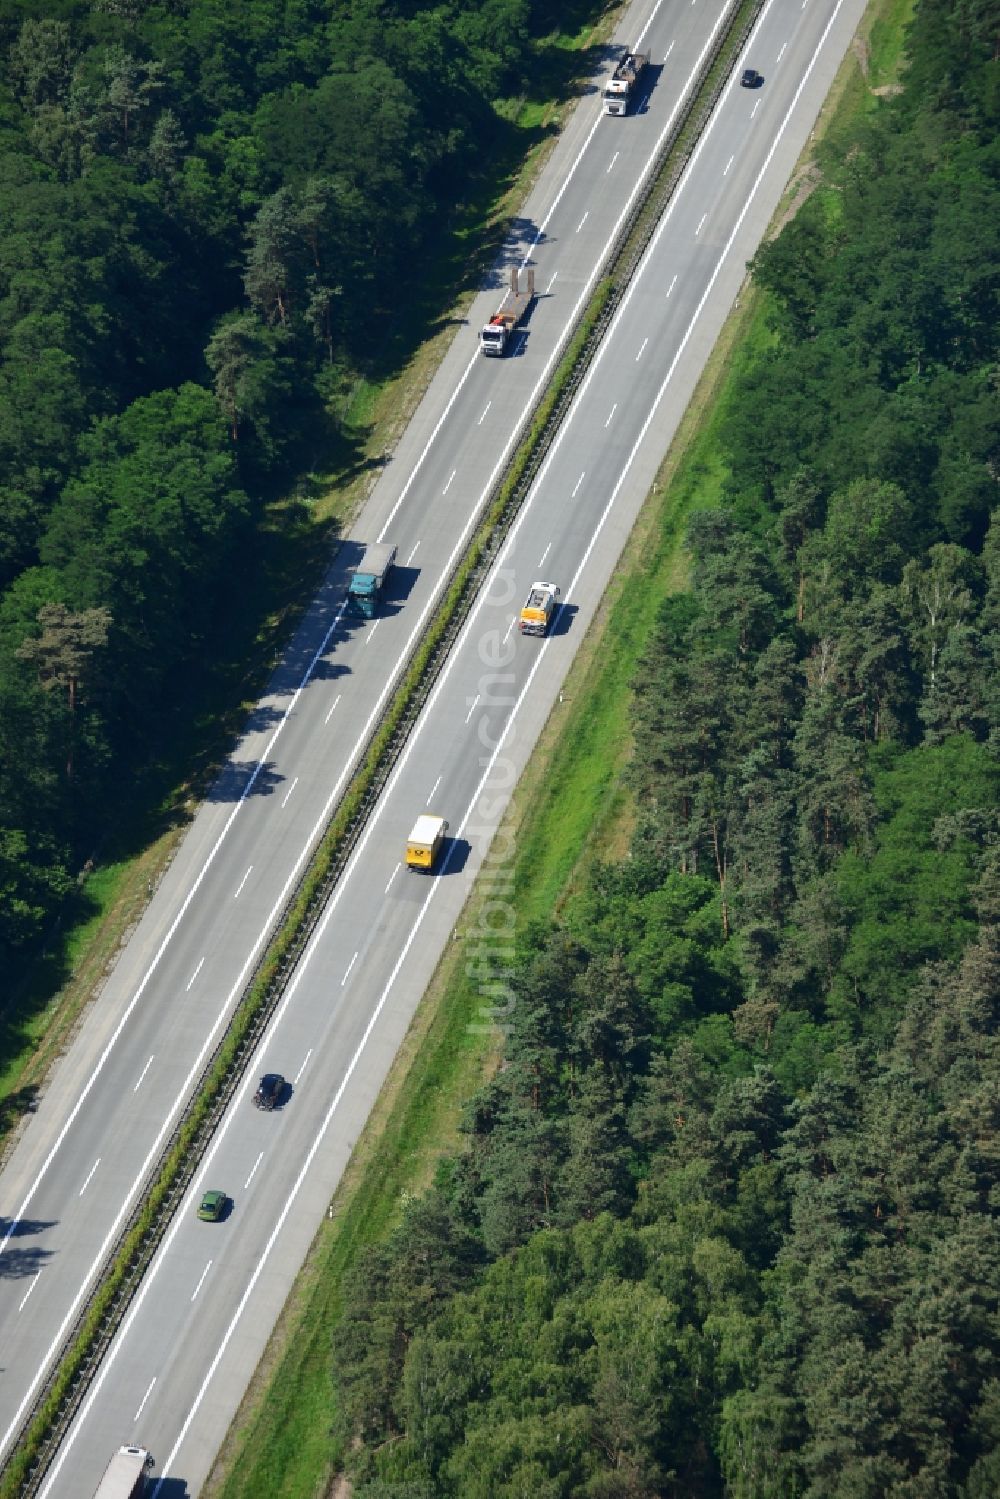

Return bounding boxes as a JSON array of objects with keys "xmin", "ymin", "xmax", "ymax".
[
  {"xmin": 93, "ymin": 1445, "xmax": 154, "ymax": 1499},
  {"xmin": 519, "ymin": 581, "xmax": 561, "ymax": 637},
  {"xmin": 480, "ymin": 267, "xmax": 535, "ymax": 356},
  {"xmin": 603, "ymin": 50, "xmax": 649, "ymax": 116}
]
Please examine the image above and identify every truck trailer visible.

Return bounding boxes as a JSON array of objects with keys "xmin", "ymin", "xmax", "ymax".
[
  {"xmin": 346, "ymin": 542, "xmax": 397, "ymax": 618},
  {"xmin": 603, "ymin": 50, "xmax": 649, "ymax": 115},
  {"xmin": 519, "ymin": 581, "xmax": 561, "ymax": 636},
  {"xmin": 405, "ymin": 814, "xmax": 449, "ymax": 871},
  {"xmin": 92, "ymin": 1445, "xmax": 153, "ymax": 1499},
  {"xmin": 480, "ymin": 267, "xmax": 535, "ymax": 357}
]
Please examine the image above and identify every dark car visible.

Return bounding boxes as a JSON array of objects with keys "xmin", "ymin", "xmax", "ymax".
[
  {"xmin": 741, "ymin": 68, "xmax": 763, "ymax": 88},
  {"xmin": 197, "ymin": 1189, "xmax": 228, "ymax": 1222},
  {"xmin": 253, "ymin": 1072, "xmax": 285, "ymax": 1110}
]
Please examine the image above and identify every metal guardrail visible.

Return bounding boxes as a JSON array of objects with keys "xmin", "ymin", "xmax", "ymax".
[{"xmin": 8, "ymin": 3, "xmax": 763, "ymax": 1490}]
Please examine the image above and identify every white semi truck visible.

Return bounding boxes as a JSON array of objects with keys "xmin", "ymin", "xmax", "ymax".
[
  {"xmin": 604, "ymin": 50, "xmax": 649, "ymax": 115},
  {"xmin": 92, "ymin": 1445, "xmax": 154, "ymax": 1499}
]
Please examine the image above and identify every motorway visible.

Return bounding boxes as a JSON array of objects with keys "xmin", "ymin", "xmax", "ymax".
[{"xmin": 0, "ymin": 0, "xmax": 868, "ymax": 1491}]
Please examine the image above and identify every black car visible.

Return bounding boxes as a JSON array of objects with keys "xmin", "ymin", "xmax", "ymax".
[
  {"xmin": 741, "ymin": 68, "xmax": 763, "ymax": 88},
  {"xmin": 253, "ymin": 1073, "xmax": 285, "ymax": 1110}
]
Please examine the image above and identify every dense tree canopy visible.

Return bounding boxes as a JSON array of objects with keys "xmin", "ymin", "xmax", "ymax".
[{"xmin": 330, "ymin": 4, "xmax": 999, "ymax": 1492}]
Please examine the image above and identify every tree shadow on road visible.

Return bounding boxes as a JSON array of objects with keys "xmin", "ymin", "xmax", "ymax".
[
  {"xmin": 0, "ymin": 1217, "xmax": 56, "ymax": 1280},
  {"xmin": 207, "ymin": 760, "xmax": 286, "ymax": 804}
]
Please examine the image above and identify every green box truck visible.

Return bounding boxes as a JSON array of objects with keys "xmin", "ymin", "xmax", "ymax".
[{"xmin": 347, "ymin": 542, "xmax": 397, "ymax": 618}]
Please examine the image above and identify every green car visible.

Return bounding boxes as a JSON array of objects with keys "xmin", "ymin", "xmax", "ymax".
[{"xmin": 197, "ymin": 1189, "xmax": 228, "ymax": 1222}]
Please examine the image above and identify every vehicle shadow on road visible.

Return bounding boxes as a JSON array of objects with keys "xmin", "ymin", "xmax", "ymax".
[
  {"xmin": 152, "ymin": 1477, "xmax": 190, "ymax": 1497},
  {"xmin": 636, "ymin": 60, "xmax": 665, "ymax": 113},
  {"xmin": 441, "ymin": 838, "xmax": 472, "ymax": 876},
  {"xmin": 382, "ymin": 565, "xmax": 421, "ymax": 609},
  {"xmin": 550, "ymin": 604, "xmax": 579, "ymax": 638}
]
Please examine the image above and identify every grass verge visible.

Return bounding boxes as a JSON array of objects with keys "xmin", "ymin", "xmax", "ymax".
[{"xmin": 866, "ymin": 0, "xmax": 915, "ymax": 89}]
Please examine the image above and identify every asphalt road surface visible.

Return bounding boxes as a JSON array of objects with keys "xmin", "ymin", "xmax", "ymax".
[{"xmin": 1, "ymin": 0, "xmax": 868, "ymax": 1491}]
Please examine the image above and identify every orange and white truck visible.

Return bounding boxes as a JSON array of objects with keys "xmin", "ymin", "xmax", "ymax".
[{"xmin": 519, "ymin": 581, "xmax": 560, "ymax": 637}]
